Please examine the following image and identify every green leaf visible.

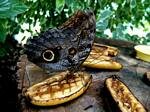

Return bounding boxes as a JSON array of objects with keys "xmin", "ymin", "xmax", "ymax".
[
  {"xmin": 0, "ymin": 0, "xmax": 28, "ymax": 18},
  {"xmin": 56, "ymin": 0, "xmax": 65, "ymax": 13},
  {"xmin": 69, "ymin": 1, "xmax": 84, "ymax": 12},
  {"xmin": 96, "ymin": 9, "xmax": 113, "ymax": 34},
  {"xmin": 65, "ymin": 0, "xmax": 73, "ymax": 7},
  {"xmin": 146, "ymin": 33, "xmax": 150, "ymax": 38},
  {"xmin": 96, "ymin": 19, "xmax": 108, "ymax": 30},
  {"xmin": 0, "ymin": 20, "xmax": 7, "ymax": 43},
  {"xmin": 130, "ymin": 0, "xmax": 136, "ymax": 8},
  {"xmin": 113, "ymin": 23, "xmax": 128, "ymax": 40},
  {"xmin": 100, "ymin": 9, "xmax": 113, "ymax": 21},
  {"xmin": 97, "ymin": 0, "xmax": 101, "ymax": 6},
  {"xmin": 0, "ymin": 47, "xmax": 7, "ymax": 57}
]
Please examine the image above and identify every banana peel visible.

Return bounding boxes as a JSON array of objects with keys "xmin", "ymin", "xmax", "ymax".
[
  {"xmin": 83, "ymin": 43, "xmax": 122, "ymax": 70},
  {"xmin": 25, "ymin": 71, "xmax": 92, "ymax": 106},
  {"xmin": 104, "ymin": 76, "xmax": 147, "ymax": 112}
]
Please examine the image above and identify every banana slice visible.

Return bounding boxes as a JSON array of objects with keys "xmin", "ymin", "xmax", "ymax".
[
  {"xmin": 83, "ymin": 43, "xmax": 122, "ymax": 70},
  {"xmin": 92, "ymin": 43, "xmax": 119, "ymax": 56},
  {"xmin": 105, "ymin": 76, "xmax": 147, "ymax": 112},
  {"xmin": 25, "ymin": 71, "xmax": 92, "ymax": 106},
  {"xmin": 83, "ymin": 58, "xmax": 122, "ymax": 70}
]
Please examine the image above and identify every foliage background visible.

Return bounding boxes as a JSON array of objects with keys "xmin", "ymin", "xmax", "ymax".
[{"xmin": 0, "ymin": 0, "xmax": 150, "ymax": 56}]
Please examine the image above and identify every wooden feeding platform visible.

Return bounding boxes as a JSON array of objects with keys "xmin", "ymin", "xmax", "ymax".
[{"xmin": 17, "ymin": 38, "xmax": 150, "ymax": 112}]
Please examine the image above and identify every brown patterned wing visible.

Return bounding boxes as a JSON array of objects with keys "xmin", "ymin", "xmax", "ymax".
[{"xmin": 24, "ymin": 10, "xmax": 96, "ymax": 72}]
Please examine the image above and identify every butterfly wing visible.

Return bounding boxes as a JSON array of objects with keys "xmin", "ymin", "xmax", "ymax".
[{"xmin": 24, "ymin": 10, "xmax": 96, "ymax": 72}]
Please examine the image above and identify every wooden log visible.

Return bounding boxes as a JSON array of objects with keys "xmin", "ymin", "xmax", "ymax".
[{"xmin": 18, "ymin": 38, "xmax": 150, "ymax": 112}]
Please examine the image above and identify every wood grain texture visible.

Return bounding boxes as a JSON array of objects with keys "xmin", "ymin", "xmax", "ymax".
[{"xmin": 18, "ymin": 38, "xmax": 150, "ymax": 112}]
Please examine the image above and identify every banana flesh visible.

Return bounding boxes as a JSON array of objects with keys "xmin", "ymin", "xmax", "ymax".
[
  {"xmin": 83, "ymin": 43, "xmax": 122, "ymax": 70},
  {"xmin": 92, "ymin": 43, "xmax": 119, "ymax": 56},
  {"xmin": 105, "ymin": 76, "xmax": 147, "ymax": 112},
  {"xmin": 83, "ymin": 58, "xmax": 122, "ymax": 70},
  {"xmin": 25, "ymin": 71, "xmax": 92, "ymax": 106}
]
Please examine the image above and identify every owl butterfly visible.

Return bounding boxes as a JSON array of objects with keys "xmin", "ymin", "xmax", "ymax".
[{"xmin": 24, "ymin": 10, "xmax": 96, "ymax": 72}]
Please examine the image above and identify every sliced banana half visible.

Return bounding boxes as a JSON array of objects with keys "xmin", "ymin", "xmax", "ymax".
[
  {"xmin": 105, "ymin": 76, "xmax": 147, "ymax": 112},
  {"xmin": 25, "ymin": 71, "xmax": 92, "ymax": 106},
  {"xmin": 83, "ymin": 43, "xmax": 122, "ymax": 70},
  {"xmin": 83, "ymin": 57, "xmax": 122, "ymax": 70},
  {"xmin": 92, "ymin": 43, "xmax": 119, "ymax": 56}
]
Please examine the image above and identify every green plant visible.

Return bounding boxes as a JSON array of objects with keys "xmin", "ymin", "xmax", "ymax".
[
  {"xmin": 0, "ymin": 0, "xmax": 28, "ymax": 57},
  {"xmin": 17, "ymin": 0, "xmax": 150, "ymax": 45},
  {"xmin": 0, "ymin": 1, "xmax": 28, "ymax": 111},
  {"xmin": 1, "ymin": 0, "xmax": 150, "ymax": 57}
]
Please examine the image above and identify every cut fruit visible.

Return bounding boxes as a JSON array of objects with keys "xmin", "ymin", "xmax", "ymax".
[
  {"xmin": 92, "ymin": 43, "xmax": 119, "ymax": 56},
  {"xmin": 134, "ymin": 45, "xmax": 150, "ymax": 62},
  {"xmin": 25, "ymin": 71, "xmax": 92, "ymax": 106},
  {"xmin": 83, "ymin": 58, "xmax": 122, "ymax": 70},
  {"xmin": 104, "ymin": 76, "xmax": 147, "ymax": 112},
  {"xmin": 83, "ymin": 43, "xmax": 122, "ymax": 70}
]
